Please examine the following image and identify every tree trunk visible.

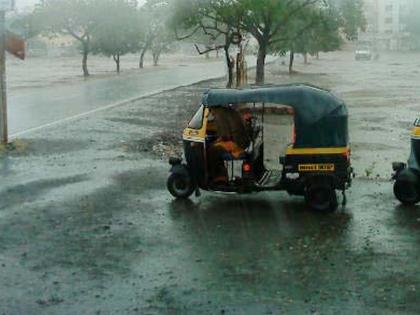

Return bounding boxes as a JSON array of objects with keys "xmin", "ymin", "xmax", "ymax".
[
  {"xmin": 304, "ymin": 53, "xmax": 308, "ymax": 64},
  {"xmin": 256, "ymin": 44, "xmax": 266, "ymax": 85},
  {"xmin": 139, "ymin": 40, "xmax": 152, "ymax": 69},
  {"xmin": 224, "ymin": 46, "xmax": 233, "ymax": 88},
  {"xmin": 82, "ymin": 41, "xmax": 89, "ymax": 77},
  {"xmin": 114, "ymin": 53, "xmax": 120, "ymax": 73},
  {"xmin": 289, "ymin": 51, "xmax": 295, "ymax": 74},
  {"xmin": 139, "ymin": 47, "xmax": 147, "ymax": 69},
  {"xmin": 316, "ymin": 52, "xmax": 319, "ymax": 60},
  {"xmin": 152, "ymin": 50, "xmax": 160, "ymax": 66}
]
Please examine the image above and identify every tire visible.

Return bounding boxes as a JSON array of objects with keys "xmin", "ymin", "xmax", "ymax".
[
  {"xmin": 394, "ymin": 180, "xmax": 420, "ymax": 206},
  {"xmin": 167, "ymin": 173, "xmax": 195, "ymax": 199},
  {"xmin": 305, "ymin": 183, "xmax": 338, "ymax": 212}
]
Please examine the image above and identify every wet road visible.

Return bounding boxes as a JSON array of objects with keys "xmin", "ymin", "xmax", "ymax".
[
  {"xmin": 0, "ymin": 146, "xmax": 418, "ymax": 314},
  {"xmin": 8, "ymin": 55, "xmax": 266, "ymax": 137},
  {"xmin": 1, "ymin": 51, "xmax": 420, "ymax": 314},
  {"xmin": 8, "ymin": 60, "xmax": 225, "ymax": 136}
]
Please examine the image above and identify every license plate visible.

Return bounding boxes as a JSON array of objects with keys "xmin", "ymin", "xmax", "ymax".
[{"xmin": 298, "ymin": 164, "xmax": 335, "ymax": 172}]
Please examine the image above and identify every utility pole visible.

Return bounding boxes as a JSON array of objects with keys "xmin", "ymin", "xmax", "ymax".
[
  {"xmin": 0, "ymin": 10, "xmax": 7, "ymax": 144},
  {"xmin": 0, "ymin": 1, "xmax": 18, "ymax": 144}
]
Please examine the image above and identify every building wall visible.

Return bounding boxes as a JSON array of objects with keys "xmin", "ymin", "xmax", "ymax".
[{"xmin": 362, "ymin": 0, "xmax": 415, "ymax": 51}]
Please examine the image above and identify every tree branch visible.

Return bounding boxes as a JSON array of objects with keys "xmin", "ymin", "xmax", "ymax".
[
  {"xmin": 174, "ymin": 25, "xmax": 200, "ymax": 40},
  {"xmin": 194, "ymin": 43, "xmax": 225, "ymax": 55}
]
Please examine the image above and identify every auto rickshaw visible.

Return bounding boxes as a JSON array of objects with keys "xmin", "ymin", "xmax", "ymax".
[
  {"xmin": 167, "ymin": 84, "xmax": 352, "ymax": 211},
  {"xmin": 393, "ymin": 119, "xmax": 420, "ymax": 205}
]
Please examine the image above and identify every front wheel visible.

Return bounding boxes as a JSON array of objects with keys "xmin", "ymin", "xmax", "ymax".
[
  {"xmin": 305, "ymin": 183, "xmax": 338, "ymax": 212},
  {"xmin": 394, "ymin": 180, "xmax": 420, "ymax": 206},
  {"xmin": 167, "ymin": 173, "xmax": 195, "ymax": 199}
]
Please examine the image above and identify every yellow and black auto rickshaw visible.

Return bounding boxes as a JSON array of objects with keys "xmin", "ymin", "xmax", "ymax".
[
  {"xmin": 393, "ymin": 119, "xmax": 420, "ymax": 205},
  {"xmin": 167, "ymin": 84, "xmax": 352, "ymax": 211}
]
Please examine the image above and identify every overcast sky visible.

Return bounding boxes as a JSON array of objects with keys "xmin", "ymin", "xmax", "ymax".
[
  {"xmin": 17, "ymin": 0, "xmax": 37, "ymax": 9},
  {"xmin": 17, "ymin": 0, "xmax": 147, "ymax": 9}
]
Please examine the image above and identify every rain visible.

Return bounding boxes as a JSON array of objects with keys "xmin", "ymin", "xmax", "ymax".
[{"xmin": 1, "ymin": 0, "xmax": 420, "ymax": 314}]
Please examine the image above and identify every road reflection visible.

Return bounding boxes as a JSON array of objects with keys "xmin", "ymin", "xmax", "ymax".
[{"xmin": 166, "ymin": 194, "xmax": 354, "ymax": 306}]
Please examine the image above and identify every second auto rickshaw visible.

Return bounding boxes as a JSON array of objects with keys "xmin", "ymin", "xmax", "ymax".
[
  {"xmin": 393, "ymin": 118, "xmax": 420, "ymax": 205},
  {"xmin": 167, "ymin": 84, "xmax": 352, "ymax": 212}
]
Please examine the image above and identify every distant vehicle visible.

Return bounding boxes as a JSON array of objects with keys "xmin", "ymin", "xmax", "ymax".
[
  {"xmin": 392, "ymin": 119, "xmax": 420, "ymax": 205},
  {"xmin": 167, "ymin": 84, "xmax": 353, "ymax": 212},
  {"xmin": 355, "ymin": 46, "xmax": 372, "ymax": 61}
]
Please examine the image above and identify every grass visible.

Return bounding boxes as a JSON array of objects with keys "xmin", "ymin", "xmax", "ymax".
[{"xmin": 0, "ymin": 139, "xmax": 29, "ymax": 154}]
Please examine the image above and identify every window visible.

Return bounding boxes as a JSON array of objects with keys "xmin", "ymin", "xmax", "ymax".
[
  {"xmin": 188, "ymin": 105, "xmax": 204, "ymax": 129},
  {"xmin": 385, "ymin": 4, "xmax": 393, "ymax": 11},
  {"xmin": 385, "ymin": 17, "xmax": 393, "ymax": 24}
]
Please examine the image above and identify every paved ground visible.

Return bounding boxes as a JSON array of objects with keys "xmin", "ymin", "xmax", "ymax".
[
  {"xmin": 7, "ymin": 54, "xmax": 263, "ymax": 136},
  {"xmin": 7, "ymin": 54, "xmax": 226, "ymax": 136},
  {"xmin": 1, "ymin": 51, "xmax": 420, "ymax": 314}
]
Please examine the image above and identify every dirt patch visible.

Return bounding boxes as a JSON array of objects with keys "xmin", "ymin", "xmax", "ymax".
[
  {"xmin": 120, "ymin": 131, "xmax": 183, "ymax": 159},
  {"xmin": 351, "ymin": 142, "xmax": 400, "ymax": 151},
  {"xmin": 0, "ymin": 139, "xmax": 30, "ymax": 155},
  {"xmin": 359, "ymin": 125, "xmax": 387, "ymax": 132},
  {"xmin": 1, "ymin": 138, "xmax": 91, "ymax": 157},
  {"xmin": 359, "ymin": 116, "xmax": 387, "ymax": 124}
]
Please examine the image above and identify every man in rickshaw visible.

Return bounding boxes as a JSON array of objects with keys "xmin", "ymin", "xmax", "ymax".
[{"xmin": 207, "ymin": 106, "xmax": 252, "ymax": 184}]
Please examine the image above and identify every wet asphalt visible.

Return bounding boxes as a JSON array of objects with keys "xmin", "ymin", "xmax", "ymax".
[{"xmin": 1, "ymin": 51, "xmax": 420, "ymax": 314}]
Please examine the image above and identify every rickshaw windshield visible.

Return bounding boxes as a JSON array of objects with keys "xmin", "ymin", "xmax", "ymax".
[{"xmin": 188, "ymin": 105, "xmax": 204, "ymax": 129}]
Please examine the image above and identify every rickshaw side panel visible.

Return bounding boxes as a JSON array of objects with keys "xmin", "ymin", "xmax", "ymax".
[{"xmin": 182, "ymin": 107, "xmax": 210, "ymax": 189}]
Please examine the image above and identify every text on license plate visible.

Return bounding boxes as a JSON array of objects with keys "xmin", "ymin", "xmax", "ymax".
[{"xmin": 298, "ymin": 164, "xmax": 335, "ymax": 172}]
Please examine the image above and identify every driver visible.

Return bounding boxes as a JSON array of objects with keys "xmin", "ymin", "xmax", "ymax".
[{"xmin": 207, "ymin": 106, "xmax": 251, "ymax": 184}]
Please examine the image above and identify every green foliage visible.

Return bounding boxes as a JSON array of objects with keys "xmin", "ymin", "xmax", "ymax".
[
  {"xmin": 34, "ymin": 0, "xmax": 104, "ymax": 76},
  {"xmin": 276, "ymin": 5, "xmax": 343, "ymax": 56},
  {"xmin": 328, "ymin": 0, "xmax": 366, "ymax": 41},
  {"xmin": 91, "ymin": 0, "xmax": 141, "ymax": 71},
  {"xmin": 170, "ymin": 0, "xmax": 235, "ymax": 44},
  {"xmin": 35, "ymin": 0, "xmax": 99, "ymax": 41},
  {"xmin": 138, "ymin": 0, "xmax": 175, "ymax": 67},
  {"xmin": 170, "ymin": 0, "xmax": 242, "ymax": 86}
]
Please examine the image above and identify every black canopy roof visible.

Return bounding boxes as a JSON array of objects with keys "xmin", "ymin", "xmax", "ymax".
[
  {"xmin": 201, "ymin": 84, "xmax": 349, "ymax": 148},
  {"xmin": 201, "ymin": 84, "xmax": 347, "ymax": 125}
]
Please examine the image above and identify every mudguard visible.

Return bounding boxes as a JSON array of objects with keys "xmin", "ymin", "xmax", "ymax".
[
  {"xmin": 170, "ymin": 163, "xmax": 191, "ymax": 177},
  {"xmin": 395, "ymin": 168, "xmax": 420, "ymax": 184}
]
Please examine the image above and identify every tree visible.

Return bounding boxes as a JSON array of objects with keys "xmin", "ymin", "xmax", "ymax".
[
  {"xmin": 330, "ymin": 0, "xmax": 366, "ymax": 41},
  {"xmin": 269, "ymin": 0, "xmax": 364, "ymax": 74},
  {"xmin": 172, "ymin": 0, "xmax": 365, "ymax": 84},
  {"xmin": 150, "ymin": 30, "xmax": 173, "ymax": 66},
  {"xmin": 138, "ymin": 0, "xmax": 170, "ymax": 69},
  {"xmin": 224, "ymin": 0, "xmax": 327, "ymax": 84},
  {"xmin": 91, "ymin": 0, "xmax": 141, "ymax": 73},
  {"xmin": 171, "ymin": 0, "xmax": 242, "ymax": 88},
  {"xmin": 34, "ymin": 0, "xmax": 100, "ymax": 77},
  {"xmin": 280, "ymin": 5, "xmax": 343, "ymax": 73},
  {"xmin": 210, "ymin": 0, "xmax": 365, "ymax": 84}
]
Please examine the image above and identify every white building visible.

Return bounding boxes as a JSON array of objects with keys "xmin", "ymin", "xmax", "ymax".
[{"xmin": 362, "ymin": 0, "xmax": 415, "ymax": 50}]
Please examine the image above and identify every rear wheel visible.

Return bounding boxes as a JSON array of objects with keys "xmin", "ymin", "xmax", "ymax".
[
  {"xmin": 167, "ymin": 173, "xmax": 195, "ymax": 199},
  {"xmin": 305, "ymin": 182, "xmax": 338, "ymax": 212}
]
